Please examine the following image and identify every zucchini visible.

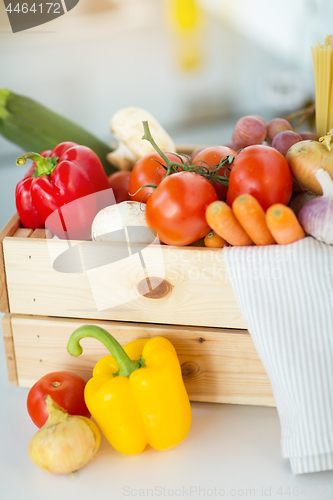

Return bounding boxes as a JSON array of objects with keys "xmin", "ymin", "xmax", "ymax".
[{"xmin": 0, "ymin": 88, "xmax": 116, "ymax": 175}]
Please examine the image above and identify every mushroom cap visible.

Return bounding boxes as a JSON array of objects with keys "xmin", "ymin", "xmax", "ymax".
[{"xmin": 92, "ymin": 201, "xmax": 157, "ymax": 244}]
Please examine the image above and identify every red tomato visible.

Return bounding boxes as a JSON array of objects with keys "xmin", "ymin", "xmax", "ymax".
[
  {"xmin": 129, "ymin": 152, "xmax": 187, "ymax": 203},
  {"xmin": 192, "ymin": 146, "xmax": 237, "ymax": 201},
  {"xmin": 226, "ymin": 145, "xmax": 293, "ymax": 211},
  {"xmin": 27, "ymin": 371, "xmax": 90, "ymax": 428},
  {"xmin": 108, "ymin": 171, "xmax": 131, "ymax": 203},
  {"xmin": 145, "ymin": 171, "xmax": 218, "ymax": 246}
]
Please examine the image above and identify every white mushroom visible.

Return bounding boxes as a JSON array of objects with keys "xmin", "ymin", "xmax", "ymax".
[
  {"xmin": 107, "ymin": 107, "xmax": 175, "ymax": 171},
  {"xmin": 92, "ymin": 201, "xmax": 157, "ymax": 245}
]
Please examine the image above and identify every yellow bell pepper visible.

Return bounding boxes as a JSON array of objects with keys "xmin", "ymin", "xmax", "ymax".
[{"xmin": 67, "ymin": 325, "xmax": 192, "ymax": 455}]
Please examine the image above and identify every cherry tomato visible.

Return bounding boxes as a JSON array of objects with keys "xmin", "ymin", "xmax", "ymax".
[
  {"xmin": 191, "ymin": 146, "xmax": 236, "ymax": 201},
  {"xmin": 27, "ymin": 371, "xmax": 90, "ymax": 428},
  {"xmin": 108, "ymin": 171, "xmax": 131, "ymax": 203},
  {"xmin": 129, "ymin": 152, "xmax": 187, "ymax": 203},
  {"xmin": 145, "ymin": 171, "xmax": 218, "ymax": 246},
  {"xmin": 226, "ymin": 145, "xmax": 293, "ymax": 211}
]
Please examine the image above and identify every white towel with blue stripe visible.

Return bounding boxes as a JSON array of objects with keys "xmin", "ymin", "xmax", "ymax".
[{"xmin": 223, "ymin": 237, "xmax": 333, "ymax": 475}]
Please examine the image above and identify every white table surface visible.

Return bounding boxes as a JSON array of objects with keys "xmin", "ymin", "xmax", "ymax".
[{"xmin": 1, "ymin": 2, "xmax": 333, "ymax": 498}]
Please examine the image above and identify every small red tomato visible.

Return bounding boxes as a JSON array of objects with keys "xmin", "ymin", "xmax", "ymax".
[
  {"xmin": 191, "ymin": 146, "xmax": 237, "ymax": 201},
  {"xmin": 226, "ymin": 145, "xmax": 293, "ymax": 211},
  {"xmin": 27, "ymin": 371, "xmax": 90, "ymax": 428},
  {"xmin": 145, "ymin": 171, "xmax": 218, "ymax": 246},
  {"xmin": 108, "ymin": 171, "xmax": 132, "ymax": 203},
  {"xmin": 129, "ymin": 152, "xmax": 187, "ymax": 203}
]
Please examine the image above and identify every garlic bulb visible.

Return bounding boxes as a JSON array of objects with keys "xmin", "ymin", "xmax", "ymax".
[
  {"xmin": 29, "ymin": 395, "xmax": 101, "ymax": 475},
  {"xmin": 298, "ymin": 169, "xmax": 333, "ymax": 245},
  {"xmin": 289, "ymin": 192, "xmax": 318, "ymax": 217}
]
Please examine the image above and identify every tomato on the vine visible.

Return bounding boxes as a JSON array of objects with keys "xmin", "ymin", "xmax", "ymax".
[
  {"xmin": 226, "ymin": 145, "xmax": 293, "ymax": 211},
  {"xmin": 27, "ymin": 371, "xmax": 90, "ymax": 428},
  {"xmin": 191, "ymin": 146, "xmax": 237, "ymax": 201},
  {"xmin": 145, "ymin": 171, "xmax": 218, "ymax": 246},
  {"xmin": 129, "ymin": 152, "xmax": 187, "ymax": 203},
  {"xmin": 108, "ymin": 171, "xmax": 131, "ymax": 203}
]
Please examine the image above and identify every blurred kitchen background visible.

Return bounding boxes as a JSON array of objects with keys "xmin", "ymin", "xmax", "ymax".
[{"xmin": 1, "ymin": 0, "xmax": 333, "ymax": 222}]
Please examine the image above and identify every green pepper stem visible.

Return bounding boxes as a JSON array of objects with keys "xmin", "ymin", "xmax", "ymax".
[
  {"xmin": 16, "ymin": 152, "xmax": 58, "ymax": 176},
  {"xmin": 67, "ymin": 325, "xmax": 142, "ymax": 378}
]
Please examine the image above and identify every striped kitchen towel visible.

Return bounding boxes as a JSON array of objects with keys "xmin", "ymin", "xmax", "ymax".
[{"xmin": 223, "ymin": 236, "xmax": 333, "ymax": 475}]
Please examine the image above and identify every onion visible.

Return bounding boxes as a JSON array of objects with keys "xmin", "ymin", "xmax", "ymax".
[
  {"xmin": 286, "ymin": 129, "xmax": 333, "ymax": 194},
  {"xmin": 29, "ymin": 396, "xmax": 101, "ymax": 475},
  {"xmin": 298, "ymin": 169, "xmax": 333, "ymax": 245}
]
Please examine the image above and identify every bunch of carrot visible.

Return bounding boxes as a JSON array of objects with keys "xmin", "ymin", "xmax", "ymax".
[{"xmin": 205, "ymin": 194, "xmax": 305, "ymax": 247}]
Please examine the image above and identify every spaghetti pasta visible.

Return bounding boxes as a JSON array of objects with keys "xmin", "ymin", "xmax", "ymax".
[{"xmin": 311, "ymin": 35, "xmax": 333, "ymax": 138}]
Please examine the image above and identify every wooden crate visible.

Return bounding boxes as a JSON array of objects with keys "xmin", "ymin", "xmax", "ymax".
[{"xmin": 0, "ymin": 213, "xmax": 275, "ymax": 406}]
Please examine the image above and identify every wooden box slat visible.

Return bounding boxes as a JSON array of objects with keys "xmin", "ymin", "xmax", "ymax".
[
  {"xmin": 3, "ymin": 236, "xmax": 246, "ymax": 329},
  {"xmin": 0, "ymin": 213, "xmax": 21, "ymax": 314},
  {"xmin": 30, "ymin": 228, "xmax": 52, "ymax": 239},
  {"xmin": 13, "ymin": 228, "xmax": 33, "ymax": 238},
  {"xmin": 4, "ymin": 314, "xmax": 275, "ymax": 406},
  {"xmin": 2, "ymin": 314, "xmax": 18, "ymax": 386}
]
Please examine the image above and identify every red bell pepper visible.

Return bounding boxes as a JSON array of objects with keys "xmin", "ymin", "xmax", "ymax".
[{"xmin": 15, "ymin": 142, "xmax": 111, "ymax": 240}]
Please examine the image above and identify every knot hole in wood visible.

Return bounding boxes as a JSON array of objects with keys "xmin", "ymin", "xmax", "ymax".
[
  {"xmin": 137, "ymin": 277, "xmax": 173, "ymax": 299},
  {"xmin": 181, "ymin": 361, "xmax": 201, "ymax": 379}
]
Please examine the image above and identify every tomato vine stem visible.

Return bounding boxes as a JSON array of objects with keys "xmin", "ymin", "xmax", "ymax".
[
  {"xmin": 141, "ymin": 121, "xmax": 234, "ymax": 186},
  {"xmin": 142, "ymin": 121, "xmax": 188, "ymax": 178}
]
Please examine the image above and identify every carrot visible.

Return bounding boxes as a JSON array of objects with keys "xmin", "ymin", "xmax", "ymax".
[
  {"xmin": 204, "ymin": 231, "xmax": 228, "ymax": 248},
  {"xmin": 265, "ymin": 204, "xmax": 306, "ymax": 244},
  {"xmin": 232, "ymin": 194, "xmax": 276, "ymax": 246},
  {"xmin": 205, "ymin": 201, "xmax": 253, "ymax": 246}
]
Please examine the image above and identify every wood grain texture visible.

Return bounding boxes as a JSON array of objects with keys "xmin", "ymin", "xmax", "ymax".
[
  {"xmin": 2, "ymin": 314, "xmax": 18, "ymax": 385},
  {"xmin": 0, "ymin": 213, "xmax": 21, "ymax": 313},
  {"xmin": 10, "ymin": 314, "xmax": 275, "ymax": 406},
  {"xmin": 3, "ymin": 237, "xmax": 246, "ymax": 329}
]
